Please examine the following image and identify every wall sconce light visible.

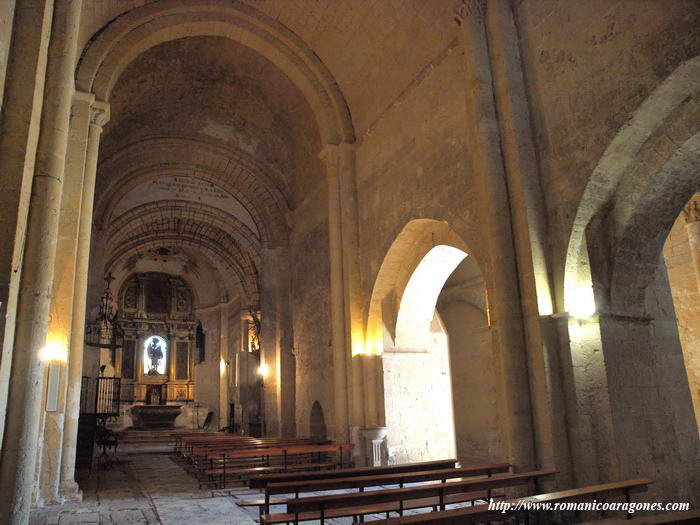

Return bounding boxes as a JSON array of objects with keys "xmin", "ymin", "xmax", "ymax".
[
  {"xmin": 568, "ymin": 286, "xmax": 596, "ymax": 319},
  {"xmin": 257, "ymin": 363, "xmax": 269, "ymax": 378},
  {"xmin": 39, "ymin": 341, "xmax": 68, "ymax": 363}
]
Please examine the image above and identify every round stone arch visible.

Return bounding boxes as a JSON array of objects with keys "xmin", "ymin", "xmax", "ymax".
[
  {"xmin": 564, "ymin": 55, "xmax": 700, "ymax": 315},
  {"xmin": 105, "ymin": 201, "xmax": 262, "ymax": 267},
  {"xmin": 106, "ymin": 231, "xmax": 259, "ymax": 307},
  {"xmin": 365, "ymin": 218, "xmax": 496, "ymax": 465},
  {"xmin": 76, "ymin": 0, "xmax": 355, "ymax": 147},
  {"xmin": 365, "ymin": 219, "xmax": 484, "ymax": 352},
  {"xmin": 94, "ymin": 137, "xmax": 289, "ymax": 247},
  {"xmin": 560, "ymin": 55, "xmax": 700, "ymax": 503}
]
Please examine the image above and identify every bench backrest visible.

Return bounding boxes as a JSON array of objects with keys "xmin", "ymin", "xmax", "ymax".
[
  {"xmin": 190, "ymin": 440, "xmax": 326, "ymax": 454},
  {"xmin": 217, "ymin": 443, "xmax": 354, "ymax": 460},
  {"xmin": 249, "ymin": 459, "xmax": 462, "ymax": 489},
  {"xmin": 266, "ymin": 464, "xmax": 511, "ymax": 495},
  {"xmin": 286, "ymin": 469, "xmax": 557, "ymax": 513},
  {"xmin": 353, "ymin": 478, "xmax": 652, "ymax": 525}
]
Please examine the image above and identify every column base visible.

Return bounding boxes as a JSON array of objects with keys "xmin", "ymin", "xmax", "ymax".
[{"xmin": 59, "ymin": 480, "xmax": 83, "ymax": 503}]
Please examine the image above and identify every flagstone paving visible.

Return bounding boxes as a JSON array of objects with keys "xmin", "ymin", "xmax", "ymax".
[
  {"xmin": 29, "ymin": 454, "xmax": 255, "ymax": 525},
  {"xmin": 29, "ymin": 453, "xmax": 473, "ymax": 525}
]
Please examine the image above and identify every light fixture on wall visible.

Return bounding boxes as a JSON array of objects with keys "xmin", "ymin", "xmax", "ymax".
[
  {"xmin": 85, "ymin": 273, "xmax": 124, "ymax": 364},
  {"xmin": 39, "ymin": 340, "xmax": 68, "ymax": 363},
  {"xmin": 568, "ymin": 285, "xmax": 597, "ymax": 319},
  {"xmin": 257, "ymin": 362, "xmax": 269, "ymax": 378}
]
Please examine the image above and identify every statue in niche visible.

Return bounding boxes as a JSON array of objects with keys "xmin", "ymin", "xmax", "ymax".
[
  {"xmin": 146, "ymin": 337, "xmax": 164, "ymax": 375},
  {"xmin": 124, "ymin": 285, "xmax": 137, "ymax": 309},
  {"xmin": 176, "ymin": 289, "xmax": 187, "ymax": 311}
]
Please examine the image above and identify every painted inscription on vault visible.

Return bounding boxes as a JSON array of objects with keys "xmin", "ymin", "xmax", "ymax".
[{"xmin": 112, "ymin": 176, "xmax": 259, "ymax": 235}]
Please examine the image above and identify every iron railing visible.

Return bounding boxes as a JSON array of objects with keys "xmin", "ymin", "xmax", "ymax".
[{"xmin": 80, "ymin": 376, "xmax": 121, "ymax": 417}]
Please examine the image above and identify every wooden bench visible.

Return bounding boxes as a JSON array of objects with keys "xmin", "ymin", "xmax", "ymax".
[
  {"xmin": 580, "ymin": 509, "xmax": 700, "ymax": 525},
  {"xmin": 200, "ymin": 443, "xmax": 354, "ymax": 488},
  {"xmin": 354, "ymin": 477, "xmax": 653, "ymax": 524},
  {"xmin": 248, "ymin": 459, "xmax": 460, "ymax": 490},
  {"xmin": 241, "ymin": 463, "xmax": 510, "ymax": 520},
  {"xmin": 182, "ymin": 438, "xmax": 327, "ymax": 460},
  {"xmin": 262, "ymin": 469, "xmax": 557, "ymax": 524},
  {"xmin": 177, "ymin": 435, "xmax": 324, "ymax": 457}
]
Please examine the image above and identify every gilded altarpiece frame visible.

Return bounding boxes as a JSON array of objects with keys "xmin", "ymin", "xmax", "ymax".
[{"xmin": 116, "ymin": 273, "xmax": 196, "ymax": 406}]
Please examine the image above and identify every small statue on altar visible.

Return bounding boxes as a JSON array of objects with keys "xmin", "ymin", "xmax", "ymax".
[{"xmin": 147, "ymin": 338, "xmax": 164, "ymax": 375}]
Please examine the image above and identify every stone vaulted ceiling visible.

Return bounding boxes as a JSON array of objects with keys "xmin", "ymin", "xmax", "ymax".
[{"xmin": 83, "ymin": 0, "xmax": 459, "ymax": 308}]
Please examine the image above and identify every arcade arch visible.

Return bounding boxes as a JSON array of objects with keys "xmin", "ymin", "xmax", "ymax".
[{"xmin": 368, "ymin": 220, "xmax": 501, "ymax": 465}]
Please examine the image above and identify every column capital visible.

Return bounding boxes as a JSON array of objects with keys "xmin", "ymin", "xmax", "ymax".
[
  {"xmin": 72, "ymin": 90, "xmax": 95, "ymax": 105},
  {"xmin": 318, "ymin": 143, "xmax": 355, "ymax": 173},
  {"xmin": 453, "ymin": 0, "xmax": 486, "ymax": 26},
  {"xmin": 683, "ymin": 194, "xmax": 700, "ymax": 224},
  {"xmin": 90, "ymin": 100, "xmax": 110, "ymax": 128}
]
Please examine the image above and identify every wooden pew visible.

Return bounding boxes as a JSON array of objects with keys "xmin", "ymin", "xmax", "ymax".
[
  {"xmin": 354, "ymin": 477, "xmax": 653, "ymax": 524},
  {"xmin": 201, "ymin": 443, "xmax": 355, "ymax": 488},
  {"xmin": 580, "ymin": 509, "xmax": 700, "ymax": 525},
  {"xmin": 181, "ymin": 437, "xmax": 325, "ymax": 460},
  {"xmin": 240, "ymin": 463, "xmax": 510, "ymax": 520},
  {"xmin": 262, "ymin": 469, "xmax": 557, "ymax": 524},
  {"xmin": 248, "ymin": 459, "xmax": 461, "ymax": 490},
  {"xmin": 181, "ymin": 437, "xmax": 327, "ymax": 475}
]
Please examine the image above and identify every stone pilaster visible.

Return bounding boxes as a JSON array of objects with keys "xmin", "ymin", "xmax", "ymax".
[
  {"xmin": 0, "ymin": 0, "xmax": 84, "ymax": 521},
  {"xmin": 0, "ymin": 0, "xmax": 54, "ymax": 454},
  {"xmin": 454, "ymin": 0, "xmax": 536, "ymax": 471},
  {"xmin": 319, "ymin": 146, "xmax": 350, "ymax": 442},
  {"xmin": 38, "ymin": 90, "xmax": 97, "ymax": 506},
  {"xmin": 219, "ymin": 300, "xmax": 230, "ymax": 431},
  {"xmin": 259, "ymin": 247, "xmax": 295, "ymax": 437},
  {"xmin": 59, "ymin": 98, "xmax": 109, "ymax": 500},
  {"xmin": 319, "ymin": 143, "xmax": 368, "ymax": 443}
]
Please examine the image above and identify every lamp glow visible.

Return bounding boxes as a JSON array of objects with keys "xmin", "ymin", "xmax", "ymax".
[
  {"xmin": 257, "ymin": 363, "xmax": 269, "ymax": 377},
  {"xmin": 568, "ymin": 286, "xmax": 596, "ymax": 319},
  {"xmin": 40, "ymin": 341, "xmax": 68, "ymax": 363},
  {"xmin": 352, "ymin": 339, "xmax": 384, "ymax": 357}
]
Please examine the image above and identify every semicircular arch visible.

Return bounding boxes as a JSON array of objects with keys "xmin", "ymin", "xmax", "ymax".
[{"xmin": 76, "ymin": 0, "xmax": 354, "ymax": 146}]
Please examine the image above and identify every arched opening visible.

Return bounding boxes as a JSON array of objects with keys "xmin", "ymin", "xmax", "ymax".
[
  {"xmin": 661, "ymin": 192, "xmax": 700, "ymax": 431},
  {"xmin": 309, "ymin": 401, "xmax": 327, "ymax": 441},
  {"xmin": 368, "ymin": 220, "xmax": 499, "ymax": 465},
  {"xmin": 562, "ymin": 55, "xmax": 700, "ymax": 503}
]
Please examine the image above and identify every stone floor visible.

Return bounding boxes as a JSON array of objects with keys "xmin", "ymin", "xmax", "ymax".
[
  {"xmin": 29, "ymin": 454, "xmax": 256, "ymax": 525},
  {"xmin": 29, "ymin": 453, "xmax": 472, "ymax": 525}
]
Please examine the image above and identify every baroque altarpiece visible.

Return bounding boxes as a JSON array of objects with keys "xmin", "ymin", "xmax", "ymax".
[{"xmin": 115, "ymin": 272, "xmax": 198, "ymax": 407}]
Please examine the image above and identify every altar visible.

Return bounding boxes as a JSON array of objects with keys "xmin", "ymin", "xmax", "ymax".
[
  {"xmin": 107, "ymin": 272, "xmax": 202, "ymax": 431},
  {"xmin": 130, "ymin": 405, "xmax": 182, "ymax": 429}
]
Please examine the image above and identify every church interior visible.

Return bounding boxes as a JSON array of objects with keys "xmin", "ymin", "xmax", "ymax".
[{"xmin": 0, "ymin": 1, "xmax": 699, "ymax": 524}]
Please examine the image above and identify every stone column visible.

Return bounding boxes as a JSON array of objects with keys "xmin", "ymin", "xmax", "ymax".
[
  {"xmin": 259, "ymin": 247, "xmax": 295, "ymax": 437},
  {"xmin": 0, "ymin": 0, "xmax": 53, "ymax": 452},
  {"xmin": 0, "ymin": 0, "xmax": 83, "ymax": 522},
  {"xmin": 319, "ymin": 144, "xmax": 363, "ymax": 442},
  {"xmin": 219, "ymin": 301, "xmax": 230, "ymax": 430},
  {"xmin": 319, "ymin": 147, "xmax": 349, "ymax": 442},
  {"xmin": 482, "ymin": 0, "xmax": 568, "ymax": 483},
  {"xmin": 59, "ymin": 99, "xmax": 109, "ymax": 498},
  {"xmin": 684, "ymin": 195, "xmax": 700, "ymax": 293},
  {"xmin": 37, "ymin": 90, "xmax": 92, "ymax": 506},
  {"xmin": 454, "ymin": 0, "xmax": 536, "ymax": 470}
]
